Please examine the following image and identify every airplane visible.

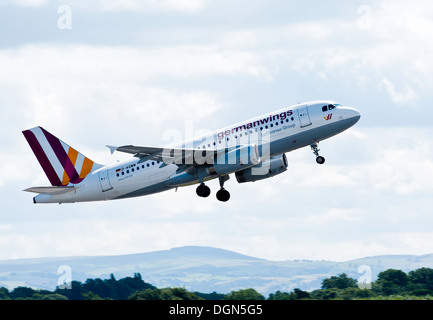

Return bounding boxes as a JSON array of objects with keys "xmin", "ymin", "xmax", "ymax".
[{"xmin": 23, "ymin": 101, "xmax": 360, "ymax": 204}]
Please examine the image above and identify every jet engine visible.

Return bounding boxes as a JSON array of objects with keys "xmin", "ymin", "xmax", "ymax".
[
  {"xmin": 208, "ymin": 144, "xmax": 261, "ymax": 176},
  {"xmin": 235, "ymin": 154, "xmax": 288, "ymax": 183}
]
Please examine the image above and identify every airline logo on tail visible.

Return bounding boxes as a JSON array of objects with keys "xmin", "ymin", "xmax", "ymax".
[{"xmin": 23, "ymin": 126, "xmax": 96, "ymax": 186}]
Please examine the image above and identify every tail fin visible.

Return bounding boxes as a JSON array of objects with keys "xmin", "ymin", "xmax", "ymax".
[{"xmin": 23, "ymin": 126, "xmax": 101, "ymax": 186}]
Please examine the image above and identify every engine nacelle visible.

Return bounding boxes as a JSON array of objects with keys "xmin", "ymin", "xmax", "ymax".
[
  {"xmin": 235, "ymin": 154, "xmax": 288, "ymax": 183},
  {"xmin": 209, "ymin": 144, "xmax": 261, "ymax": 176}
]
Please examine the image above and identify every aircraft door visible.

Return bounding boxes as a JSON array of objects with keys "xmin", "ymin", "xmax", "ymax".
[
  {"xmin": 99, "ymin": 170, "xmax": 113, "ymax": 192},
  {"xmin": 297, "ymin": 106, "xmax": 312, "ymax": 128}
]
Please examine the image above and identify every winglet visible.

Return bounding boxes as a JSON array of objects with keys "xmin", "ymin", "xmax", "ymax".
[{"xmin": 106, "ymin": 145, "xmax": 118, "ymax": 155}]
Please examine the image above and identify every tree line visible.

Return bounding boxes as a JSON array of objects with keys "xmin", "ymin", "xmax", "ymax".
[{"xmin": 1, "ymin": 268, "xmax": 433, "ymax": 300}]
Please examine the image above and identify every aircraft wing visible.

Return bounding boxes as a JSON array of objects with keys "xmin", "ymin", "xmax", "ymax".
[
  {"xmin": 107, "ymin": 144, "xmax": 233, "ymax": 166},
  {"xmin": 23, "ymin": 186, "xmax": 76, "ymax": 195}
]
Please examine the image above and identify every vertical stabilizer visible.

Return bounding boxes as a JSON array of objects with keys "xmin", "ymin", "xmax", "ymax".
[{"xmin": 23, "ymin": 126, "xmax": 102, "ymax": 186}]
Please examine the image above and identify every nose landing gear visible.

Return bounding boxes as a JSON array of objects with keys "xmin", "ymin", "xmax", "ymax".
[{"xmin": 310, "ymin": 141, "xmax": 325, "ymax": 165}]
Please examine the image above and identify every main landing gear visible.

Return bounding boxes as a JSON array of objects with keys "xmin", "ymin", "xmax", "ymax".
[
  {"xmin": 310, "ymin": 141, "xmax": 325, "ymax": 165},
  {"xmin": 196, "ymin": 183, "xmax": 211, "ymax": 198},
  {"xmin": 216, "ymin": 175, "xmax": 230, "ymax": 202},
  {"xmin": 195, "ymin": 175, "xmax": 231, "ymax": 202}
]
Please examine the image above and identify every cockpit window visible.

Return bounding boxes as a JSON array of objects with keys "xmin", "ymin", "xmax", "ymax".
[{"xmin": 323, "ymin": 104, "xmax": 342, "ymax": 112}]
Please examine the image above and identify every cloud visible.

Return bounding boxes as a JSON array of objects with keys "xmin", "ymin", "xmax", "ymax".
[
  {"xmin": 231, "ymin": 2, "xmax": 433, "ymax": 107},
  {"xmin": 91, "ymin": 0, "xmax": 205, "ymax": 13},
  {"xmin": 305, "ymin": 208, "xmax": 362, "ymax": 225},
  {"xmin": 0, "ymin": 0, "xmax": 48, "ymax": 7},
  {"xmin": 0, "ymin": 43, "xmax": 273, "ymax": 152},
  {"xmin": 0, "ymin": 154, "xmax": 31, "ymax": 187},
  {"xmin": 381, "ymin": 78, "xmax": 419, "ymax": 105},
  {"xmin": 285, "ymin": 127, "xmax": 433, "ymax": 197},
  {"xmin": 1, "ymin": 0, "xmax": 205, "ymax": 13}
]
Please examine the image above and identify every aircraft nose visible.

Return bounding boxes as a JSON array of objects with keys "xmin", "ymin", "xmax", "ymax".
[
  {"xmin": 342, "ymin": 106, "xmax": 361, "ymax": 125},
  {"xmin": 351, "ymin": 108, "xmax": 361, "ymax": 123}
]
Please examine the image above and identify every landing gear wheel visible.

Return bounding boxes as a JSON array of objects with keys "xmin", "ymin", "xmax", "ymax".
[
  {"xmin": 316, "ymin": 156, "xmax": 325, "ymax": 165},
  {"xmin": 216, "ymin": 188, "xmax": 230, "ymax": 202},
  {"xmin": 196, "ymin": 184, "xmax": 211, "ymax": 198},
  {"xmin": 310, "ymin": 141, "xmax": 325, "ymax": 165}
]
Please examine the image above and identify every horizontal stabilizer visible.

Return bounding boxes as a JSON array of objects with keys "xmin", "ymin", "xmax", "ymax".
[
  {"xmin": 23, "ymin": 186, "xmax": 76, "ymax": 195},
  {"xmin": 106, "ymin": 145, "xmax": 118, "ymax": 155}
]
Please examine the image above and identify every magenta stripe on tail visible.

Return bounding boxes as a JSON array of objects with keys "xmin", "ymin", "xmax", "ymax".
[
  {"xmin": 40, "ymin": 127, "xmax": 80, "ymax": 184},
  {"xmin": 22, "ymin": 129, "xmax": 62, "ymax": 186}
]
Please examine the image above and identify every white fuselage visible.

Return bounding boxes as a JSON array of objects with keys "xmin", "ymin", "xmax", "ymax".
[{"xmin": 33, "ymin": 101, "xmax": 360, "ymax": 203}]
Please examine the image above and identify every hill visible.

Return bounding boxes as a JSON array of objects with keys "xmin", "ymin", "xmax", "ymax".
[{"xmin": 1, "ymin": 246, "xmax": 433, "ymax": 295}]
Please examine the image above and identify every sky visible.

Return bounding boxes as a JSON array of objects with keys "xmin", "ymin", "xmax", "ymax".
[{"xmin": 1, "ymin": 0, "xmax": 433, "ymax": 263}]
